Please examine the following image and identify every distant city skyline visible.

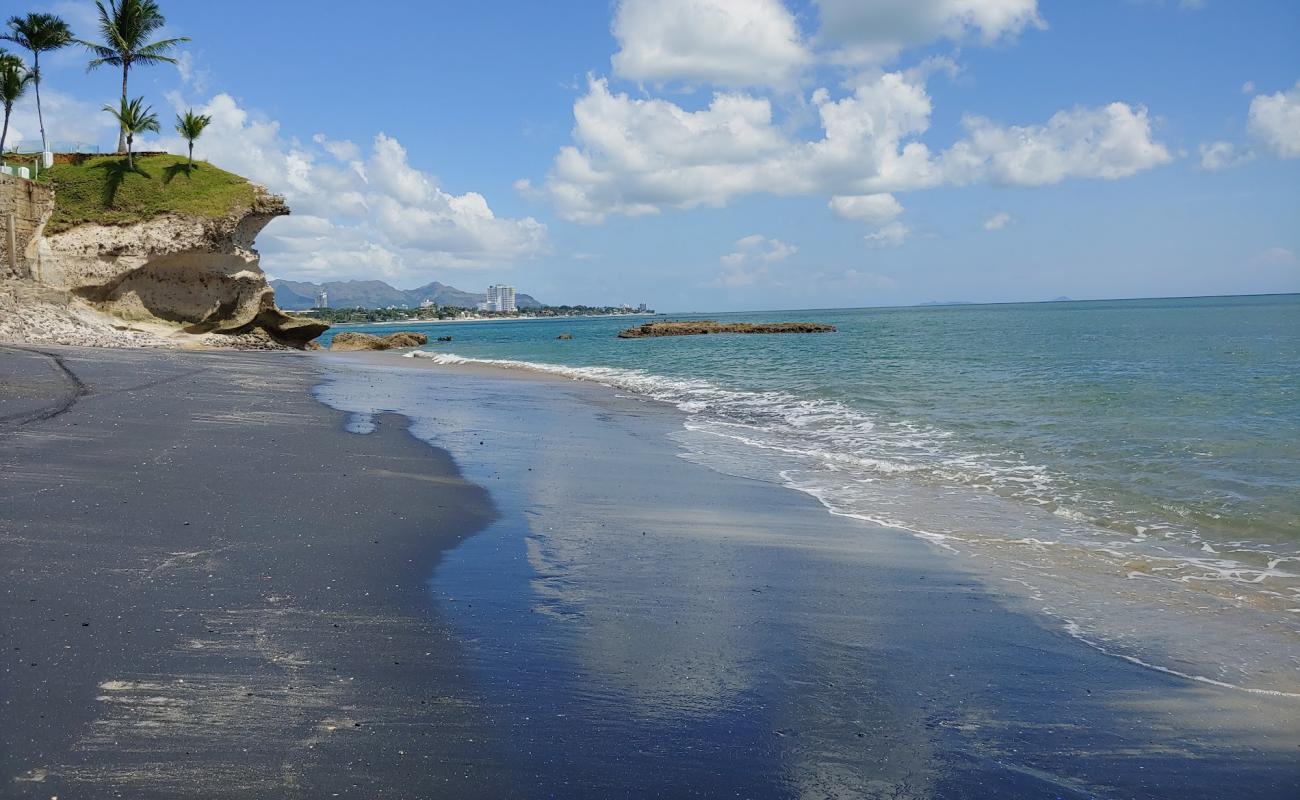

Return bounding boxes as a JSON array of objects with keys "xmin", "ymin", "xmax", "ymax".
[{"xmin": 6, "ymin": 0, "xmax": 1297, "ymax": 310}]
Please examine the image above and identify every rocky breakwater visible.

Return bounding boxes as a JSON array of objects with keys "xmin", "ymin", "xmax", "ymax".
[
  {"xmin": 618, "ymin": 320, "xmax": 837, "ymax": 338},
  {"xmin": 1, "ymin": 155, "xmax": 326, "ymax": 348},
  {"xmin": 328, "ymin": 331, "xmax": 429, "ymax": 351}
]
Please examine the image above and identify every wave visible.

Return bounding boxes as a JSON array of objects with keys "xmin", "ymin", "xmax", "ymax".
[{"xmin": 406, "ymin": 349, "xmax": 1300, "ymax": 693}]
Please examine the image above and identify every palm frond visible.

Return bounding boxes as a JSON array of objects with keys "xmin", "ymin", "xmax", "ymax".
[
  {"xmin": 135, "ymin": 36, "xmax": 188, "ymax": 56},
  {"xmin": 103, "ymin": 95, "xmax": 159, "ymax": 134},
  {"xmin": 175, "ymin": 109, "xmax": 211, "ymax": 141},
  {"xmin": 4, "ymin": 13, "xmax": 73, "ymax": 53},
  {"xmin": 82, "ymin": 1, "xmax": 187, "ymax": 70}
]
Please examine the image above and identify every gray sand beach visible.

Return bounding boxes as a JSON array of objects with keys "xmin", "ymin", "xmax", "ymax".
[
  {"xmin": 2, "ymin": 345, "xmax": 1297, "ymax": 798},
  {"xmin": 1, "ymin": 345, "xmax": 507, "ymax": 797}
]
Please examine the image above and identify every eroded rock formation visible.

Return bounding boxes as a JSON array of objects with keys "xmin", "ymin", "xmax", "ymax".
[
  {"xmin": 328, "ymin": 331, "xmax": 429, "ymax": 351},
  {"xmin": 1, "ymin": 173, "xmax": 326, "ymax": 348},
  {"xmin": 31, "ymin": 190, "xmax": 325, "ymax": 347}
]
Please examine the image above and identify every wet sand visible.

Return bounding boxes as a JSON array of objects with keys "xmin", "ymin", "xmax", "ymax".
[
  {"xmin": 0, "ymin": 345, "xmax": 508, "ymax": 798},
  {"xmin": 320, "ymin": 352, "xmax": 1300, "ymax": 799},
  {"xmin": 2, "ymin": 344, "xmax": 1298, "ymax": 798}
]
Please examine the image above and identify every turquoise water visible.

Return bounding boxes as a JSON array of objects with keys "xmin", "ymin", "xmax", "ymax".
[{"xmin": 324, "ymin": 295, "xmax": 1300, "ymax": 645}]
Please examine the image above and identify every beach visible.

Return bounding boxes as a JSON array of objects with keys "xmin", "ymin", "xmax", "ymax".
[
  {"xmin": 0, "ymin": 345, "xmax": 509, "ymax": 797},
  {"xmin": 2, "ymin": 341, "xmax": 1297, "ymax": 798}
]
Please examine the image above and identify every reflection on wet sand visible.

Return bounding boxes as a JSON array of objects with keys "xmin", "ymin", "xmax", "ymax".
[{"xmin": 315, "ymin": 355, "xmax": 1300, "ymax": 799}]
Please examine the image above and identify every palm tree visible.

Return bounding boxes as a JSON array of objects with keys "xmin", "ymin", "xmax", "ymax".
[
  {"xmin": 103, "ymin": 96, "xmax": 158, "ymax": 169},
  {"xmin": 78, "ymin": 1, "xmax": 188, "ymax": 154},
  {"xmin": 174, "ymin": 108, "xmax": 210, "ymax": 168},
  {"xmin": 0, "ymin": 54, "xmax": 33, "ymax": 154},
  {"xmin": 2, "ymin": 14, "xmax": 73, "ymax": 154}
]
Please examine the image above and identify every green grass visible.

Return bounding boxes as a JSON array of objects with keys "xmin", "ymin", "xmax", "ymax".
[{"xmin": 38, "ymin": 154, "xmax": 258, "ymax": 234}]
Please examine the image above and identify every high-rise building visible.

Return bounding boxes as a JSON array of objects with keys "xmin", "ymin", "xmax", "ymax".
[
  {"xmin": 486, "ymin": 284, "xmax": 517, "ymax": 313},
  {"xmin": 314, "ymin": 289, "xmax": 329, "ymax": 309}
]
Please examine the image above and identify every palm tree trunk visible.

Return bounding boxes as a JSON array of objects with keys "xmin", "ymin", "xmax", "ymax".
[
  {"xmin": 34, "ymin": 53, "xmax": 47, "ymax": 153},
  {"xmin": 117, "ymin": 63, "xmax": 129, "ymax": 154},
  {"xmin": 187, "ymin": 142, "xmax": 193, "ymax": 167},
  {"xmin": 126, "ymin": 133, "xmax": 133, "ymax": 169},
  {"xmin": 1, "ymin": 107, "xmax": 10, "ymax": 154}
]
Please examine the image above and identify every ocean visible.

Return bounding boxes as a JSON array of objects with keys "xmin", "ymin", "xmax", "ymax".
[{"xmin": 322, "ymin": 293, "xmax": 1300, "ymax": 693}]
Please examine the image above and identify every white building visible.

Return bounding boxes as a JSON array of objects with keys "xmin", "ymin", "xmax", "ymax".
[
  {"xmin": 486, "ymin": 284, "xmax": 517, "ymax": 313},
  {"xmin": 314, "ymin": 289, "xmax": 329, "ymax": 309}
]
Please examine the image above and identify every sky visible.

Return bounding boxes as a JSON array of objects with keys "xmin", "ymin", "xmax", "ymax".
[{"xmin": 3, "ymin": 0, "xmax": 1298, "ymax": 311}]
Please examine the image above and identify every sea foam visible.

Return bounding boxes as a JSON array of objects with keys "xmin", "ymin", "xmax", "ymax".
[{"xmin": 406, "ymin": 348, "xmax": 1300, "ymax": 694}]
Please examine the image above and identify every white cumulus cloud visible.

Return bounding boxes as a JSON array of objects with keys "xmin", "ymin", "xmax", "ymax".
[
  {"xmin": 813, "ymin": 0, "xmax": 1045, "ymax": 64},
  {"xmin": 715, "ymin": 234, "xmax": 796, "ymax": 286},
  {"xmin": 3, "ymin": 89, "xmax": 118, "ymax": 152},
  {"xmin": 863, "ymin": 221, "xmax": 910, "ymax": 248},
  {"xmin": 1198, "ymin": 140, "xmax": 1253, "ymax": 171},
  {"xmin": 943, "ymin": 103, "xmax": 1172, "ymax": 185},
  {"xmin": 611, "ymin": 0, "xmax": 810, "ymax": 88},
  {"xmin": 139, "ymin": 93, "xmax": 547, "ymax": 282},
  {"xmin": 541, "ymin": 73, "xmax": 1171, "ymax": 223},
  {"xmin": 829, "ymin": 193, "xmax": 904, "ymax": 223},
  {"xmin": 722, "ymin": 234, "xmax": 797, "ymax": 264},
  {"xmin": 982, "ymin": 211, "xmax": 1012, "ymax": 230},
  {"xmin": 1248, "ymin": 80, "xmax": 1300, "ymax": 159}
]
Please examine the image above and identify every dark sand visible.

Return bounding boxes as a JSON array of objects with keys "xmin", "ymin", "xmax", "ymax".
[
  {"xmin": 3, "ymin": 345, "xmax": 1298, "ymax": 799},
  {"xmin": 320, "ymin": 353, "xmax": 1300, "ymax": 799},
  {"xmin": 0, "ymin": 345, "xmax": 507, "ymax": 798}
]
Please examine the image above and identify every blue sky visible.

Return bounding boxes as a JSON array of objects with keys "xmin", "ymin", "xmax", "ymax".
[{"xmin": 6, "ymin": 0, "xmax": 1299, "ymax": 310}]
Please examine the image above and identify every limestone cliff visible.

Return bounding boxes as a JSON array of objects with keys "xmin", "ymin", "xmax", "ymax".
[{"xmin": 0, "ymin": 158, "xmax": 326, "ymax": 348}]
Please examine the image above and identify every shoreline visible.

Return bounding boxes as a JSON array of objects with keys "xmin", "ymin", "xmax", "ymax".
[
  {"xmin": 316, "ymin": 350, "xmax": 1300, "ymax": 797},
  {"xmin": 3, "ymin": 344, "xmax": 1298, "ymax": 797},
  {"xmin": 386, "ymin": 345, "xmax": 1300, "ymax": 699}
]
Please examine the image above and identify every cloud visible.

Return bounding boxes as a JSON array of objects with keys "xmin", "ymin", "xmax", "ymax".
[
  {"xmin": 609, "ymin": 0, "xmax": 1045, "ymax": 85},
  {"xmin": 813, "ymin": 0, "xmax": 1045, "ymax": 64},
  {"xmin": 1198, "ymin": 140, "xmax": 1253, "ymax": 170},
  {"xmin": 942, "ymin": 103, "xmax": 1173, "ymax": 185},
  {"xmin": 828, "ymin": 193, "xmax": 903, "ymax": 223},
  {"xmin": 829, "ymin": 193, "xmax": 912, "ymax": 248},
  {"xmin": 541, "ymin": 73, "xmax": 1171, "ymax": 223},
  {"xmin": 863, "ymin": 221, "xmax": 910, "ymax": 248},
  {"xmin": 174, "ymin": 52, "xmax": 212, "ymax": 94},
  {"xmin": 715, "ymin": 234, "xmax": 796, "ymax": 286},
  {"xmin": 2, "ymin": 89, "xmax": 118, "ymax": 152},
  {"xmin": 544, "ymin": 76, "xmax": 789, "ymax": 223},
  {"xmin": 722, "ymin": 234, "xmax": 797, "ymax": 264},
  {"xmin": 982, "ymin": 211, "xmax": 1012, "ymax": 230},
  {"xmin": 1247, "ymin": 80, "xmax": 1300, "ymax": 159},
  {"xmin": 1241, "ymin": 80, "xmax": 1255, "ymax": 95},
  {"xmin": 139, "ymin": 93, "xmax": 547, "ymax": 282},
  {"xmin": 611, "ymin": 0, "xmax": 810, "ymax": 88}
]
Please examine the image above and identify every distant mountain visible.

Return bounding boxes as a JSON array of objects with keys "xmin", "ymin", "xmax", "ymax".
[
  {"xmin": 1050, "ymin": 296, "xmax": 1073, "ymax": 302},
  {"xmin": 270, "ymin": 279, "xmax": 543, "ymax": 311}
]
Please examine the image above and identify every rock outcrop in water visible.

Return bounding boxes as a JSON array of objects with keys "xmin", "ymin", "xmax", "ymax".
[
  {"xmin": 328, "ymin": 331, "xmax": 429, "ymax": 351},
  {"xmin": 618, "ymin": 320, "xmax": 836, "ymax": 338},
  {"xmin": 0, "ymin": 160, "xmax": 327, "ymax": 349}
]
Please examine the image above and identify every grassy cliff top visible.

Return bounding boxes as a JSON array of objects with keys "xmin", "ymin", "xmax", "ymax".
[{"xmin": 39, "ymin": 154, "xmax": 259, "ymax": 234}]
